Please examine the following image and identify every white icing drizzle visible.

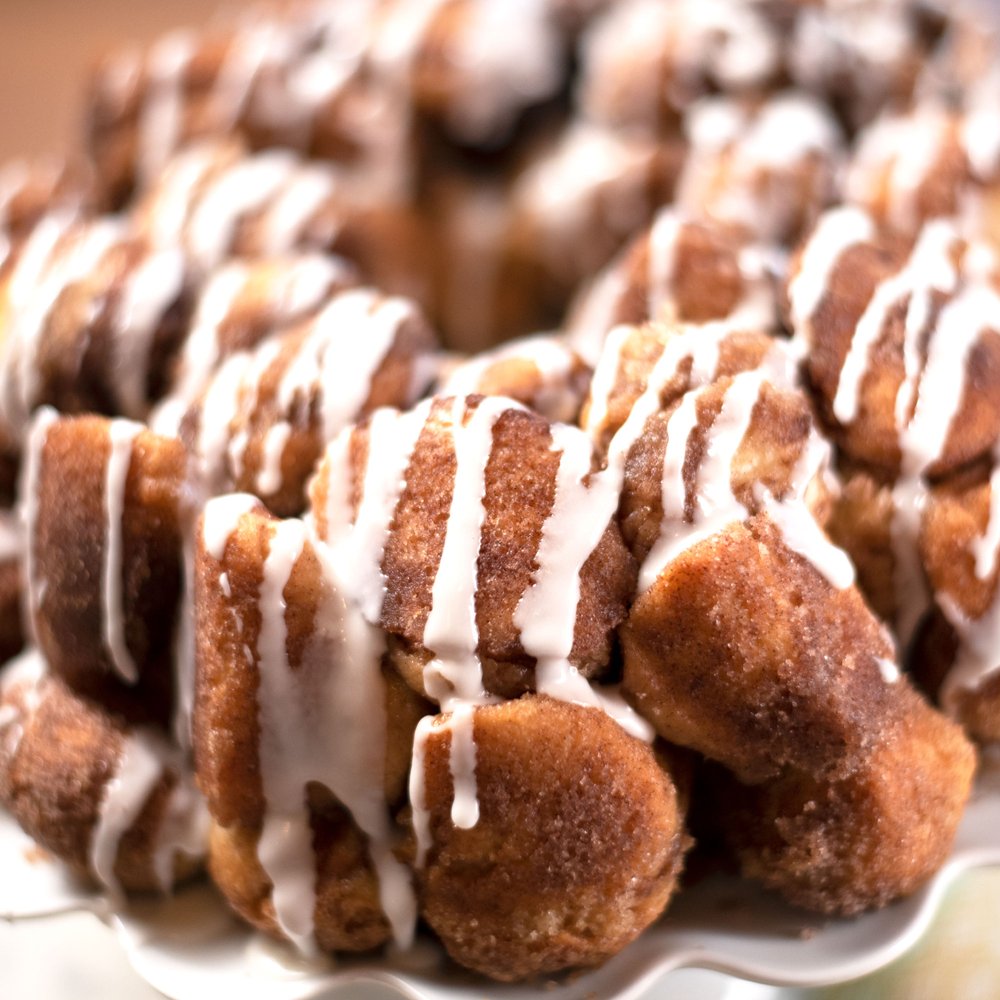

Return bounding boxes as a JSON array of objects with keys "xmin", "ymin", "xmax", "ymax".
[
  {"xmin": 258, "ymin": 167, "xmax": 337, "ymax": 255},
  {"xmin": 324, "ymin": 402, "xmax": 430, "ymax": 622},
  {"xmin": 102, "ymin": 420, "xmax": 143, "ymax": 685},
  {"xmin": 256, "ymin": 422, "xmax": 292, "ymax": 496},
  {"xmin": 421, "ymin": 395, "xmax": 514, "ymax": 706},
  {"xmin": 0, "ymin": 649, "xmax": 47, "ymax": 760},
  {"xmin": 833, "ymin": 221, "xmax": 958, "ymax": 426},
  {"xmin": 252, "ymin": 518, "xmax": 316, "ymax": 954},
  {"xmin": 112, "ymin": 246, "xmax": 187, "ymax": 417},
  {"xmin": 446, "ymin": 702, "xmax": 479, "ymax": 829},
  {"xmin": 513, "ymin": 421, "xmax": 654, "ymax": 742},
  {"xmin": 195, "ymin": 350, "xmax": 258, "ymax": 491},
  {"xmin": 173, "ymin": 264, "xmax": 249, "ymax": 403},
  {"xmin": 90, "ymin": 729, "xmax": 167, "ymax": 895},
  {"xmin": 582, "ymin": 324, "xmax": 633, "ymax": 439},
  {"xmin": 140, "ymin": 144, "xmax": 221, "ymax": 249},
  {"xmin": 285, "ymin": 289, "xmax": 413, "ymax": 443},
  {"xmin": 201, "ymin": 492, "xmax": 261, "ymax": 561},
  {"xmin": 21, "ymin": 407, "xmax": 59, "ymax": 644},
  {"xmin": 137, "ymin": 32, "xmax": 195, "ymax": 188},
  {"xmin": 408, "ymin": 714, "xmax": 434, "ymax": 870},
  {"xmin": 646, "ymin": 209, "xmax": 683, "ymax": 322},
  {"xmin": 788, "ymin": 207, "xmax": 875, "ymax": 341},
  {"xmin": 640, "ymin": 372, "xmax": 763, "ymax": 592},
  {"xmin": 184, "ymin": 153, "xmax": 299, "ymax": 273},
  {"xmin": 877, "ymin": 657, "xmax": 901, "ymax": 684}
]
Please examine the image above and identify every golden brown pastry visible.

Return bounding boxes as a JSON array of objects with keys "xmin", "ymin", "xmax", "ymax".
[
  {"xmin": 412, "ymin": 695, "xmax": 688, "ymax": 981},
  {"xmin": 0, "ymin": 652, "xmax": 205, "ymax": 893},
  {"xmin": 180, "ymin": 286, "xmax": 437, "ymax": 516},
  {"xmin": 194, "ymin": 498, "xmax": 429, "ymax": 952},
  {"xmin": 24, "ymin": 412, "xmax": 187, "ymax": 723}
]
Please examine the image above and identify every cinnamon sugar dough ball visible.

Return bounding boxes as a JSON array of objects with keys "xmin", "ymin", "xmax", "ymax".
[
  {"xmin": 308, "ymin": 395, "xmax": 636, "ymax": 702},
  {"xmin": 194, "ymin": 501, "xmax": 429, "ymax": 829},
  {"xmin": 674, "ymin": 93, "xmax": 844, "ymax": 248},
  {"xmin": 195, "ymin": 500, "xmax": 431, "ymax": 952},
  {"xmin": 709, "ymin": 687, "xmax": 975, "ymax": 915},
  {"xmin": 207, "ymin": 794, "xmax": 396, "ymax": 955},
  {"xmin": 577, "ymin": 0, "xmax": 784, "ymax": 137},
  {"xmin": 567, "ymin": 209, "xmax": 779, "ymax": 362},
  {"xmin": 0, "ymin": 157, "xmax": 93, "ymax": 249},
  {"xmin": 845, "ymin": 105, "xmax": 1000, "ymax": 239},
  {"xmin": 621, "ymin": 514, "xmax": 899, "ymax": 785},
  {"xmin": 0, "ymin": 657, "xmax": 203, "ymax": 892},
  {"xmin": 27, "ymin": 413, "xmax": 186, "ymax": 725},
  {"xmin": 622, "ymin": 514, "xmax": 975, "ymax": 912},
  {"xmin": 181, "ymin": 287, "xmax": 437, "ymax": 517},
  {"xmin": 165, "ymin": 253, "xmax": 360, "ymax": 407},
  {"xmin": 435, "ymin": 334, "xmax": 591, "ymax": 424},
  {"xmin": 785, "ymin": 211, "xmax": 1000, "ymax": 478},
  {"xmin": 132, "ymin": 141, "xmax": 430, "ymax": 309},
  {"xmin": 412, "ymin": 695, "xmax": 688, "ymax": 981}
]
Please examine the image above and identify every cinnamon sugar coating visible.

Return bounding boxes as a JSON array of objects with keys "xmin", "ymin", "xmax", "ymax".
[
  {"xmin": 711, "ymin": 691, "xmax": 974, "ymax": 914},
  {"xmin": 413, "ymin": 695, "xmax": 688, "ymax": 981},
  {"xmin": 0, "ymin": 666, "xmax": 201, "ymax": 892},
  {"xmin": 29, "ymin": 415, "xmax": 186, "ymax": 724},
  {"xmin": 310, "ymin": 396, "xmax": 636, "ymax": 701},
  {"xmin": 194, "ymin": 502, "xmax": 429, "ymax": 829},
  {"xmin": 622, "ymin": 515, "xmax": 898, "ymax": 784}
]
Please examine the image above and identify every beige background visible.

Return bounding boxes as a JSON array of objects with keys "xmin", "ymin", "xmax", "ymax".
[{"xmin": 0, "ymin": 0, "xmax": 217, "ymax": 161}]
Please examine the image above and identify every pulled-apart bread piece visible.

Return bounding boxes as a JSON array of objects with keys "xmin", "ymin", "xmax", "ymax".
[
  {"xmin": 846, "ymin": 103, "xmax": 1000, "ymax": 239},
  {"xmin": 566, "ymin": 208, "xmax": 779, "ymax": 364},
  {"xmin": 588, "ymin": 318, "xmax": 975, "ymax": 912},
  {"xmin": 23, "ymin": 411, "xmax": 187, "ymax": 724},
  {"xmin": 309, "ymin": 393, "xmax": 637, "ymax": 703},
  {"xmin": 436, "ymin": 335, "xmax": 591, "ymax": 425},
  {"xmin": 180, "ymin": 286, "xmax": 437, "ymax": 516},
  {"xmin": 165, "ymin": 252, "xmax": 360, "ymax": 410},
  {"xmin": 194, "ymin": 497, "xmax": 428, "ymax": 953},
  {"xmin": 131, "ymin": 141, "xmax": 428, "ymax": 305},
  {"xmin": 673, "ymin": 93, "xmax": 844, "ymax": 247},
  {"xmin": 786, "ymin": 207, "xmax": 1000, "ymax": 730},
  {"xmin": 0, "ymin": 651, "xmax": 206, "ymax": 893},
  {"xmin": 0, "ymin": 213, "xmax": 190, "ymax": 430},
  {"xmin": 411, "ymin": 695, "xmax": 687, "ymax": 981}
]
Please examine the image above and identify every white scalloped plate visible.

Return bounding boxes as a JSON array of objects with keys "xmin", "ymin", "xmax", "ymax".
[{"xmin": 3, "ymin": 761, "xmax": 999, "ymax": 1000}]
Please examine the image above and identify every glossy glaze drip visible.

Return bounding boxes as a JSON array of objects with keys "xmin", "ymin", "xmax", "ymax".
[
  {"xmin": 90, "ymin": 729, "xmax": 167, "ymax": 895},
  {"xmin": 421, "ymin": 395, "xmax": 515, "ymax": 706},
  {"xmin": 102, "ymin": 420, "xmax": 143, "ymax": 685},
  {"xmin": 22, "ymin": 407, "xmax": 59, "ymax": 643}
]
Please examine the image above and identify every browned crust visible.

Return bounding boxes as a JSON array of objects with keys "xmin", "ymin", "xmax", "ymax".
[{"xmin": 414, "ymin": 695, "xmax": 688, "ymax": 981}]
